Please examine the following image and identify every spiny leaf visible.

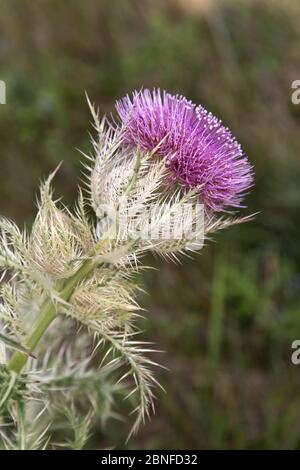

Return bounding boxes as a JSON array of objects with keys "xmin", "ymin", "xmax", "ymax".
[{"xmin": 0, "ymin": 332, "xmax": 36, "ymax": 358}]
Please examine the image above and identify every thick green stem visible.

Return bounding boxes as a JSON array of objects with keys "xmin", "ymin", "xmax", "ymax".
[
  {"xmin": 8, "ymin": 298, "xmax": 57, "ymax": 374},
  {"xmin": 8, "ymin": 259, "xmax": 95, "ymax": 375}
]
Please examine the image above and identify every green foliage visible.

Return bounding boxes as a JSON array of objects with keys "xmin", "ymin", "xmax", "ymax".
[{"xmin": 0, "ymin": 365, "xmax": 27, "ymax": 415}]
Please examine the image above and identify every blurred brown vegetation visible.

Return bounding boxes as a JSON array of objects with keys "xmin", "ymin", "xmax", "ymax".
[{"xmin": 0, "ymin": 0, "xmax": 300, "ymax": 449}]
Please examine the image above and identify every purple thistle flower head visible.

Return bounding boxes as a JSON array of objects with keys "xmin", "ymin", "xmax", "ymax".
[{"xmin": 115, "ymin": 89, "xmax": 253, "ymax": 211}]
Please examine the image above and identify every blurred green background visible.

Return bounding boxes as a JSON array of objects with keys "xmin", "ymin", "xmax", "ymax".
[{"xmin": 1, "ymin": 0, "xmax": 300, "ymax": 449}]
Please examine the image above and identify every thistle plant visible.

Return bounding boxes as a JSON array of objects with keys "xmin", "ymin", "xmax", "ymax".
[{"xmin": 0, "ymin": 89, "xmax": 253, "ymax": 449}]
